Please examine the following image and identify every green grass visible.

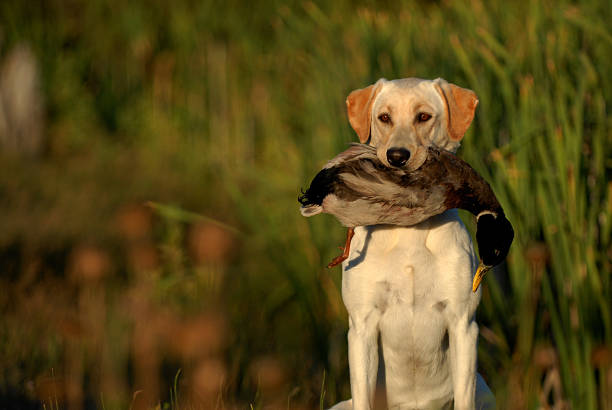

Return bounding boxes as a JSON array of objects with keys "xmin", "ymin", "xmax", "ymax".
[{"xmin": 0, "ymin": 0, "xmax": 610, "ymax": 408}]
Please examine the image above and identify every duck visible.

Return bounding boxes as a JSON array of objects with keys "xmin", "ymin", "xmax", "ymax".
[{"xmin": 298, "ymin": 143, "xmax": 514, "ymax": 292}]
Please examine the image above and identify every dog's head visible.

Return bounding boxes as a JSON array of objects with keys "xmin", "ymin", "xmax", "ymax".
[{"xmin": 346, "ymin": 78, "xmax": 478, "ymax": 170}]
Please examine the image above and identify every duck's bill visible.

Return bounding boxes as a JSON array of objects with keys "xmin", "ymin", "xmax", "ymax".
[{"xmin": 472, "ymin": 263, "xmax": 491, "ymax": 293}]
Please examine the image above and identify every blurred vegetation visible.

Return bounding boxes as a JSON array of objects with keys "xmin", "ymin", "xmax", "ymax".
[{"xmin": 0, "ymin": 0, "xmax": 611, "ymax": 409}]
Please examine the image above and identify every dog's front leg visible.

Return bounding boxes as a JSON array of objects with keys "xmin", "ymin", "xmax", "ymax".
[
  {"xmin": 448, "ymin": 314, "xmax": 479, "ymax": 410},
  {"xmin": 347, "ymin": 311, "xmax": 380, "ymax": 410}
]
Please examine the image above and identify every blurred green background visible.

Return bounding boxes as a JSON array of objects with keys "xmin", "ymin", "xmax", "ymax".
[{"xmin": 0, "ymin": 0, "xmax": 611, "ymax": 409}]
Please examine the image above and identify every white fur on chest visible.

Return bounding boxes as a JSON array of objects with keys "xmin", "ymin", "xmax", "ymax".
[
  {"xmin": 341, "ymin": 210, "xmax": 480, "ymax": 409},
  {"xmin": 342, "ymin": 210, "xmax": 478, "ymax": 315}
]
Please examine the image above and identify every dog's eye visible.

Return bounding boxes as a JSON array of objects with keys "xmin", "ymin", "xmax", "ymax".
[
  {"xmin": 416, "ymin": 113, "xmax": 432, "ymax": 122},
  {"xmin": 378, "ymin": 113, "xmax": 391, "ymax": 124}
]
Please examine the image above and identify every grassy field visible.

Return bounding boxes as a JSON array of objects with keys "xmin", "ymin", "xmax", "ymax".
[{"xmin": 0, "ymin": 0, "xmax": 611, "ymax": 408}]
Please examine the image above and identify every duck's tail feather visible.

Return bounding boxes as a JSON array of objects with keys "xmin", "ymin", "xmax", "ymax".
[
  {"xmin": 298, "ymin": 188, "xmax": 314, "ymax": 206},
  {"xmin": 300, "ymin": 205, "xmax": 322, "ymax": 217},
  {"xmin": 298, "ymin": 166, "xmax": 338, "ymax": 207},
  {"xmin": 298, "ymin": 186, "xmax": 323, "ymax": 217}
]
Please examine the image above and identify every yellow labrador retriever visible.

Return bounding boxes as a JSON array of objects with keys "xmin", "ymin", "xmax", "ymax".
[{"xmin": 330, "ymin": 78, "xmax": 495, "ymax": 410}]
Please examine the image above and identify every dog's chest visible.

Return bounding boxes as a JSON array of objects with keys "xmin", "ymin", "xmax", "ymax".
[
  {"xmin": 373, "ymin": 249, "xmax": 448, "ymax": 351},
  {"xmin": 342, "ymin": 224, "xmax": 455, "ymax": 348},
  {"xmin": 376, "ymin": 271, "xmax": 447, "ymax": 353}
]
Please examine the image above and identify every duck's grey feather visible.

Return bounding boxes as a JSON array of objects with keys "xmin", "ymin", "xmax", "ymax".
[{"xmin": 322, "ymin": 143, "xmax": 377, "ymax": 170}]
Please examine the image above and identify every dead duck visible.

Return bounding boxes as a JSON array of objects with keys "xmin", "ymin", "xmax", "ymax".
[{"xmin": 298, "ymin": 144, "xmax": 514, "ymax": 292}]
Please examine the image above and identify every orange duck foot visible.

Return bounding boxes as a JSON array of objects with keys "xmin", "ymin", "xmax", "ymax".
[{"xmin": 327, "ymin": 228, "xmax": 355, "ymax": 268}]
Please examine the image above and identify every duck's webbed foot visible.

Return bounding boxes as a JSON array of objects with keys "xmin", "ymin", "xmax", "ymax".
[{"xmin": 327, "ymin": 227, "xmax": 355, "ymax": 268}]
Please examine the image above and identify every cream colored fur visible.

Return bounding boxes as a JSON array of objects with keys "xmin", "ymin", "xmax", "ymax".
[{"xmin": 330, "ymin": 78, "xmax": 495, "ymax": 410}]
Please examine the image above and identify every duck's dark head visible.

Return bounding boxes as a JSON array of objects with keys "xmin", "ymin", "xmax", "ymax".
[
  {"xmin": 476, "ymin": 212, "xmax": 514, "ymax": 266},
  {"xmin": 472, "ymin": 212, "xmax": 514, "ymax": 292}
]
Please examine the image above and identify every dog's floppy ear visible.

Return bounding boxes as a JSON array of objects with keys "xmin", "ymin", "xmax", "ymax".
[
  {"xmin": 434, "ymin": 78, "xmax": 479, "ymax": 141},
  {"xmin": 346, "ymin": 79, "xmax": 385, "ymax": 143}
]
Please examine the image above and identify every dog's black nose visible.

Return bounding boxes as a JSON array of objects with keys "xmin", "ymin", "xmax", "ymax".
[{"xmin": 386, "ymin": 148, "xmax": 411, "ymax": 167}]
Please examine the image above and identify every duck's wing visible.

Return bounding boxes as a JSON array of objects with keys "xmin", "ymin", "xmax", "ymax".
[
  {"xmin": 323, "ymin": 144, "xmax": 377, "ymax": 169},
  {"xmin": 333, "ymin": 151, "xmax": 452, "ymax": 224},
  {"xmin": 334, "ymin": 155, "xmax": 425, "ymax": 203}
]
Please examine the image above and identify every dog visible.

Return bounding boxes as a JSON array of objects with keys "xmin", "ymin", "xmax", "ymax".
[{"xmin": 329, "ymin": 78, "xmax": 495, "ymax": 410}]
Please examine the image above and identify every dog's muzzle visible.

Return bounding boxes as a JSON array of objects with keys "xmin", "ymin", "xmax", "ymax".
[{"xmin": 387, "ymin": 147, "xmax": 411, "ymax": 167}]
